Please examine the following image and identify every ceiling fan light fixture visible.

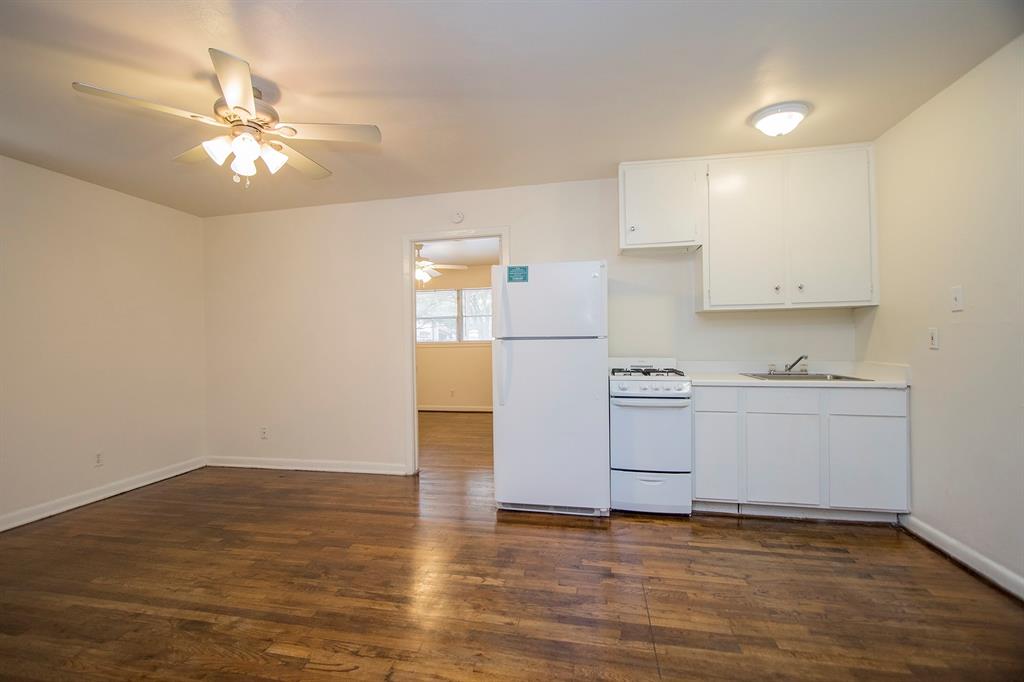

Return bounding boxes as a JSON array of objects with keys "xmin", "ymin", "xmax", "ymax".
[
  {"xmin": 201, "ymin": 135, "xmax": 233, "ymax": 165},
  {"xmin": 415, "ymin": 269, "xmax": 432, "ymax": 283},
  {"xmin": 260, "ymin": 143, "xmax": 289, "ymax": 174},
  {"xmin": 230, "ymin": 131, "xmax": 261, "ymax": 162},
  {"xmin": 230, "ymin": 156, "xmax": 258, "ymax": 177},
  {"xmin": 751, "ymin": 101, "xmax": 811, "ymax": 136}
]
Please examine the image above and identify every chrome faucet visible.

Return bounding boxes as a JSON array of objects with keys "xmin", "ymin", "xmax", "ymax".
[{"xmin": 784, "ymin": 355, "xmax": 809, "ymax": 373}]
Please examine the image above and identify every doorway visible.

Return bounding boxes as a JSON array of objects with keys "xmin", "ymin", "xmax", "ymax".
[{"xmin": 405, "ymin": 231, "xmax": 507, "ymax": 476}]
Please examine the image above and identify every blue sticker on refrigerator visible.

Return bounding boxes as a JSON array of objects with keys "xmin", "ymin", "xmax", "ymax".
[{"xmin": 507, "ymin": 265, "xmax": 529, "ymax": 283}]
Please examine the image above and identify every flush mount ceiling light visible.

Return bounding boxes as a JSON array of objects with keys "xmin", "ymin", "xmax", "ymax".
[
  {"xmin": 751, "ymin": 101, "xmax": 811, "ymax": 137},
  {"xmin": 72, "ymin": 48, "xmax": 383, "ymax": 189}
]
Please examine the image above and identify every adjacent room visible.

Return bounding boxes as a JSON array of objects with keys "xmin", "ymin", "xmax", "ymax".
[
  {"xmin": 1, "ymin": 1, "xmax": 1022, "ymax": 679},
  {"xmin": 414, "ymin": 237, "xmax": 499, "ymax": 475}
]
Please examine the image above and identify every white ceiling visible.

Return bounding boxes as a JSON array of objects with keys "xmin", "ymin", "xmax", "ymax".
[
  {"xmin": 1, "ymin": 1, "xmax": 1021, "ymax": 218},
  {"xmin": 420, "ymin": 238, "xmax": 500, "ymax": 266}
]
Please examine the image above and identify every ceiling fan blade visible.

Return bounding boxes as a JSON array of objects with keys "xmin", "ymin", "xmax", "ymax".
[
  {"xmin": 270, "ymin": 122, "xmax": 381, "ymax": 144},
  {"xmin": 208, "ymin": 48, "xmax": 256, "ymax": 118},
  {"xmin": 71, "ymin": 82, "xmax": 224, "ymax": 127},
  {"xmin": 273, "ymin": 142, "xmax": 332, "ymax": 179},
  {"xmin": 434, "ymin": 264, "xmax": 469, "ymax": 270},
  {"xmin": 426, "ymin": 268, "xmax": 442, "ymax": 278},
  {"xmin": 173, "ymin": 144, "xmax": 209, "ymax": 164}
]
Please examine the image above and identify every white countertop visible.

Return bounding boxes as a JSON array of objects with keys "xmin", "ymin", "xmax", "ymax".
[{"xmin": 681, "ymin": 361, "xmax": 910, "ymax": 389}]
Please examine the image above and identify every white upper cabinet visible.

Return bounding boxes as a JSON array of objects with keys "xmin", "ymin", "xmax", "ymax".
[
  {"xmin": 706, "ymin": 156, "xmax": 786, "ymax": 306},
  {"xmin": 785, "ymin": 148, "xmax": 873, "ymax": 305},
  {"xmin": 699, "ymin": 144, "xmax": 877, "ymax": 310},
  {"xmin": 619, "ymin": 144, "xmax": 877, "ymax": 310},
  {"xmin": 619, "ymin": 160, "xmax": 707, "ymax": 250}
]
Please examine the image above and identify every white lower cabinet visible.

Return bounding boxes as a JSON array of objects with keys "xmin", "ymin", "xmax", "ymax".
[
  {"xmin": 693, "ymin": 386, "xmax": 909, "ymax": 514},
  {"xmin": 694, "ymin": 412, "xmax": 739, "ymax": 501},
  {"xmin": 745, "ymin": 413, "xmax": 821, "ymax": 506},
  {"xmin": 828, "ymin": 415, "xmax": 908, "ymax": 511}
]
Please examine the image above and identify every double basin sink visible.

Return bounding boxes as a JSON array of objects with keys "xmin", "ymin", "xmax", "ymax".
[{"xmin": 741, "ymin": 372, "xmax": 872, "ymax": 382}]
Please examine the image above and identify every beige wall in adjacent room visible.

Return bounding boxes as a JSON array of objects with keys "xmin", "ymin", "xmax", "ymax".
[
  {"xmin": 415, "ymin": 265, "xmax": 493, "ymax": 411},
  {"xmin": 0, "ymin": 155, "xmax": 205, "ymax": 526},
  {"xmin": 854, "ymin": 35, "xmax": 1024, "ymax": 596}
]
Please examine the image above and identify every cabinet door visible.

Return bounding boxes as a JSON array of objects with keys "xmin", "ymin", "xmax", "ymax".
[
  {"xmin": 621, "ymin": 161, "xmax": 706, "ymax": 246},
  {"xmin": 707, "ymin": 157, "xmax": 786, "ymax": 306},
  {"xmin": 828, "ymin": 416, "xmax": 908, "ymax": 511},
  {"xmin": 786, "ymin": 148, "xmax": 873, "ymax": 304},
  {"xmin": 694, "ymin": 412, "xmax": 739, "ymax": 501},
  {"xmin": 746, "ymin": 413, "xmax": 820, "ymax": 505}
]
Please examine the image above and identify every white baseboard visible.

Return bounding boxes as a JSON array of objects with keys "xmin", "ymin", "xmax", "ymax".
[
  {"xmin": 693, "ymin": 500, "xmax": 898, "ymax": 524},
  {"xmin": 206, "ymin": 456, "xmax": 409, "ymax": 475},
  {"xmin": 417, "ymin": 405, "xmax": 492, "ymax": 412},
  {"xmin": 0, "ymin": 457, "xmax": 205, "ymax": 533},
  {"xmin": 900, "ymin": 514, "xmax": 1023, "ymax": 600}
]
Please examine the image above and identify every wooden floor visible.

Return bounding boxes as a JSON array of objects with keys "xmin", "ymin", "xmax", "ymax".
[{"xmin": 1, "ymin": 412, "xmax": 1022, "ymax": 681}]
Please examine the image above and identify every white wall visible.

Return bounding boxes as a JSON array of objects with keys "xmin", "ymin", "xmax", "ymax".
[
  {"xmin": 416, "ymin": 265, "xmax": 493, "ymax": 411},
  {"xmin": 205, "ymin": 178, "xmax": 855, "ymax": 473},
  {"xmin": 0, "ymin": 155, "xmax": 205, "ymax": 527},
  {"xmin": 854, "ymin": 35, "xmax": 1024, "ymax": 596}
]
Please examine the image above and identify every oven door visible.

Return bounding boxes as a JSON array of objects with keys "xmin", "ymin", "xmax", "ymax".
[{"xmin": 610, "ymin": 397, "xmax": 692, "ymax": 473}]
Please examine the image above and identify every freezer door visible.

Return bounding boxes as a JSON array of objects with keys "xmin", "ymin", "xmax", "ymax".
[
  {"xmin": 492, "ymin": 261, "xmax": 607, "ymax": 338},
  {"xmin": 492, "ymin": 338, "xmax": 610, "ymax": 511}
]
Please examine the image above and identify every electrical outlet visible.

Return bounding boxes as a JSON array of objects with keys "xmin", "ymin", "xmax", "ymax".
[
  {"xmin": 798, "ymin": 362, "xmax": 809, "ymax": 374},
  {"xmin": 928, "ymin": 327, "xmax": 940, "ymax": 350},
  {"xmin": 258, "ymin": 427, "xmax": 269, "ymax": 440},
  {"xmin": 951, "ymin": 285, "xmax": 964, "ymax": 312},
  {"xmin": 767, "ymin": 363, "xmax": 778, "ymax": 373},
  {"xmin": 94, "ymin": 452, "xmax": 103, "ymax": 468}
]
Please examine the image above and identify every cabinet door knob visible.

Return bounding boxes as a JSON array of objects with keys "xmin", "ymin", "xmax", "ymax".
[
  {"xmin": 798, "ymin": 283, "xmax": 805, "ymax": 291},
  {"xmin": 629, "ymin": 225, "xmax": 637, "ymax": 232},
  {"xmin": 774, "ymin": 285, "xmax": 781, "ymax": 293}
]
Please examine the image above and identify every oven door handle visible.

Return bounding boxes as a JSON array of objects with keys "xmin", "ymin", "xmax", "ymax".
[{"xmin": 610, "ymin": 398, "xmax": 690, "ymax": 408}]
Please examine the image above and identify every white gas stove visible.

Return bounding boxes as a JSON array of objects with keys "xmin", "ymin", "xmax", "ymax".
[
  {"xmin": 607, "ymin": 359, "xmax": 693, "ymax": 515},
  {"xmin": 609, "ymin": 366, "xmax": 692, "ymax": 397}
]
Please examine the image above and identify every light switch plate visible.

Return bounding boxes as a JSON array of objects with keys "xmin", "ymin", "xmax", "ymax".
[
  {"xmin": 928, "ymin": 327, "xmax": 940, "ymax": 350},
  {"xmin": 951, "ymin": 285, "xmax": 964, "ymax": 312}
]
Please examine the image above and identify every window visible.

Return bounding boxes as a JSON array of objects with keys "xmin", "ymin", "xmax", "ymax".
[
  {"xmin": 461, "ymin": 288, "xmax": 492, "ymax": 341},
  {"xmin": 416, "ymin": 290, "xmax": 458, "ymax": 342},
  {"xmin": 416, "ymin": 288, "xmax": 492, "ymax": 342}
]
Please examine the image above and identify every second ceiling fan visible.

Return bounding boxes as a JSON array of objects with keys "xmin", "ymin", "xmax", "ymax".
[
  {"xmin": 72, "ymin": 48, "xmax": 381, "ymax": 186},
  {"xmin": 415, "ymin": 243, "xmax": 468, "ymax": 284}
]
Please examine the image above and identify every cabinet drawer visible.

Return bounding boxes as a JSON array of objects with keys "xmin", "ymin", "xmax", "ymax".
[
  {"xmin": 745, "ymin": 388, "xmax": 820, "ymax": 414},
  {"xmin": 694, "ymin": 387, "xmax": 739, "ymax": 412},
  {"xmin": 827, "ymin": 389, "xmax": 907, "ymax": 416}
]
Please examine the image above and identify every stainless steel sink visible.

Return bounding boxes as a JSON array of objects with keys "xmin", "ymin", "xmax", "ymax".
[{"xmin": 741, "ymin": 372, "xmax": 872, "ymax": 382}]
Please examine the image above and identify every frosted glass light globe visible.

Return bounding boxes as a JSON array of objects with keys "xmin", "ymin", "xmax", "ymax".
[
  {"xmin": 751, "ymin": 102, "xmax": 810, "ymax": 137},
  {"xmin": 230, "ymin": 132, "xmax": 261, "ymax": 162}
]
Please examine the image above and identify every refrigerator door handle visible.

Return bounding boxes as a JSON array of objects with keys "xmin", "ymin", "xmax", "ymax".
[
  {"xmin": 500, "ymin": 273, "xmax": 512, "ymax": 340},
  {"xmin": 495, "ymin": 342, "xmax": 504, "ymax": 406},
  {"xmin": 499, "ymin": 339, "xmax": 512, "ymax": 403},
  {"xmin": 497, "ymin": 342, "xmax": 512, "ymax": 406}
]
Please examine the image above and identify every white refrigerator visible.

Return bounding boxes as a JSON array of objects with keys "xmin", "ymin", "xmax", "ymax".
[{"xmin": 491, "ymin": 260, "xmax": 610, "ymax": 516}]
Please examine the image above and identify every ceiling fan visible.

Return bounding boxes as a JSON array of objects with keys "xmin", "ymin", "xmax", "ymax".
[
  {"xmin": 72, "ymin": 48, "xmax": 381, "ymax": 187},
  {"xmin": 415, "ymin": 243, "xmax": 468, "ymax": 284}
]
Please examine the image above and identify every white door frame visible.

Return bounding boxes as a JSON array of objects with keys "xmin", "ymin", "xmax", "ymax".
[{"xmin": 401, "ymin": 226, "xmax": 511, "ymax": 474}]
